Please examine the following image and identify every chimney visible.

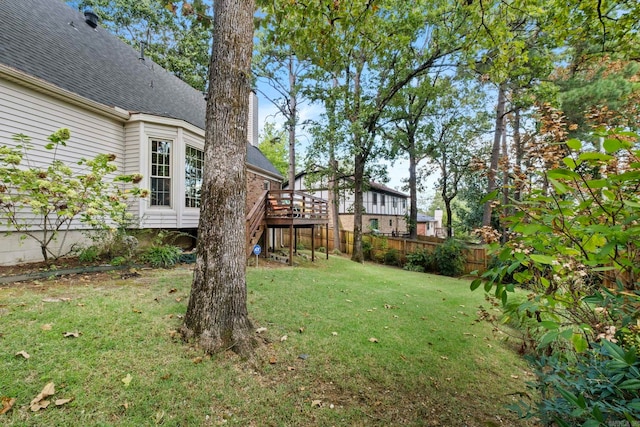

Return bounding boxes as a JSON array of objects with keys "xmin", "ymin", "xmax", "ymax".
[{"xmin": 84, "ymin": 10, "xmax": 98, "ymax": 28}]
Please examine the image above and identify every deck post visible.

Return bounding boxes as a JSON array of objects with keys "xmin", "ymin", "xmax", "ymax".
[
  {"xmin": 311, "ymin": 225, "xmax": 315, "ymax": 262},
  {"xmin": 326, "ymin": 224, "xmax": 329, "ymax": 259},
  {"xmin": 289, "ymin": 224, "xmax": 293, "ymax": 266}
]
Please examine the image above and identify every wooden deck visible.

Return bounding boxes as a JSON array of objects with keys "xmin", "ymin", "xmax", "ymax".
[
  {"xmin": 246, "ymin": 190, "xmax": 329, "ymax": 264},
  {"xmin": 265, "ymin": 190, "xmax": 329, "ymax": 227}
]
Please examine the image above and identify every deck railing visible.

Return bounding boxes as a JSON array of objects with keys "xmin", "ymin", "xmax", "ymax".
[{"xmin": 266, "ymin": 190, "xmax": 329, "ymax": 220}]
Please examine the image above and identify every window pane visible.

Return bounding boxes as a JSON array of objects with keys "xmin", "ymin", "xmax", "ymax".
[
  {"xmin": 185, "ymin": 145, "xmax": 203, "ymax": 208},
  {"xmin": 151, "ymin": 140, "xmax": 171, "ymax": 206}
]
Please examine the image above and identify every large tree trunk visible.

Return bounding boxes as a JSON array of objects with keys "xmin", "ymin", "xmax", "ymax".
[
  {"xmin": 351, "ymin": 152, "xmax": 365, "ymax": 263},
  {"xmin": 482, "ymin": 84, "xmax": 506, "ymax": 227},
  {"xmin": 181, "ymin": 0, "xmax": 258, "ymax": 357}
]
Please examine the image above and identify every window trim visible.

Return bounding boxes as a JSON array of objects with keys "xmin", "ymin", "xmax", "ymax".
[
  {"xmin": 149, "ymin": 139, "xmax": 172, "ymax": 208},
  {"xmin": 185, "ymin": 145, "xmax": 204, "ymax": 208}
]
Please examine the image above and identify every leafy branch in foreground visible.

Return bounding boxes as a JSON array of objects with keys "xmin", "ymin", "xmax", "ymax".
[
  {"xmin": 472, "ymin": 126, "xmax": 640, "ymax": 424},
  {"xmin": 0, "ymin": 129, "xmax": 147, "ymax": 262}
]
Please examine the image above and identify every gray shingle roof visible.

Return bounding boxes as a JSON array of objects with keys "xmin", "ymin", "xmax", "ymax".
[
  {"xmin": 0, "ymin": 0, "xmax": 206, "ymax": 128},
  {"xmin": 0, "ymin": 0, "xmax": 281, "ymax": 178}
]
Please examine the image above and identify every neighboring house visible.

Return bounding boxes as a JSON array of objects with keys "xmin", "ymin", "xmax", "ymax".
[
  {"xmin": 0, "ymin": 0, "xmax": 282, "ymax": 264},
  {"xmin": 416, "ymin": 211, "xmax": 445, "ymax": 238},
  {"xmin": 287, "ymin": 172, "xmax": 409, "ymax": 236}
]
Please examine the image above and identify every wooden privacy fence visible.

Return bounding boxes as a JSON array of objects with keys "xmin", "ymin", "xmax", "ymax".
[{"xmin": 291, "ymin": 228, "xmax": 487, "ymax": 275}]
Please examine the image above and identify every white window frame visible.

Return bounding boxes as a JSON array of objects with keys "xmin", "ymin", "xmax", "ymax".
[
  {"xmin": 150, "ymin": 139, "xmax": 172, "ymax": 207},
  {"xmin": 185, "ymin": 145, "xmax": 204, "ymax": 208}
]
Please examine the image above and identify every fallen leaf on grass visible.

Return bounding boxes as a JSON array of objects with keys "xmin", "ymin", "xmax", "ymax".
[
  {"xmin": 55, "ymin": 398, "xmax": 73, "ymax": 406},
  {"xmin": 41, "ymin": 324, "xmax": 52, "ymax": 331},
  {"xmin": 298, "ymin": 327, "xmax": 305, "ymax": 333},
  {"xmin": 168, "ymin": 288, "xmax": 177, "ymax": 294},
  {"xmin": 255, "ymin": 327, "xmax": 267, "ymax": 334},
  {"xmin": 368, "ymin": 337, "xmax": 379, "ymax": 343},
  {"xmin": 1, "ymin": 397, "xmax": 16, "ymax": 415},
  {"xmin": 192, "ymin": 357, "xmax": 203, "ymax": 364},
  {"xmin": 15, "ymin": 350, "xmax": 30, "ymax": 359},
  {"xmin": 510, "ymin": 375, "xmax": 519, "ymax": 379},
  {"xmin": 30, "ymin": 382, "xmax": 55, "ymax": 412},
  {"xmin": 311, "ymin": 400, "xmax": 322, "ymax": 407},
  {"xmin": 175, "ymin": 297, "xmax": 182, "ymax": 302},
  {"xmin": 331, "ymin": 331, "xmax": 338, "ymax": 336},
  {"xmin": 287, "ymin": 366, "xmax": 295, "ymax": 371},
  {"xmin": 440, "ymin": 356, "xmax": 449, "ymax": 360},
  {"xmin": 122, "ymin": 374, "xmax": 132, "ymax": 386},
  {"xmin": 280, "ymin": 335, "xmax": 288, "ymax": 342},
  {"xmin": 269, "ymin": 357, "xmax": 277, "ymax": 364},
  {"xmin": 345, "ymin": 299, "xmax": 352, "ymax": 303},
  {"xmin": 132, "ymin": 308, "xmax": 142, "ymax": 313},
  {"xmin": 63, "ymin": 332, "xmax": 80, "ymax": 338}
]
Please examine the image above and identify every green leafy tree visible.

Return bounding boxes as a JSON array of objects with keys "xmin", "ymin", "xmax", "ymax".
[
  {"xmin": 258, "ymin": 121, "xmax": 288, "ymax": 177},
  {"xmin": 0, "ymin": 129, "xmax": 146, "ymax": 262},
  {"xmin": 260, "ymin": 0, "xmax": 484, "ymax": 262}
]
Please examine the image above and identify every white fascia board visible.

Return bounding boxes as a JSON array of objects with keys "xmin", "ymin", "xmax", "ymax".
[{"xmin": 0, "ymin": 63, "xmax": 130, "ymax": 122}]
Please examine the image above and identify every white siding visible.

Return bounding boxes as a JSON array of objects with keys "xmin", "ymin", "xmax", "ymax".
[
  {"xmin": 0, "ymin": 79, "xmax": 124, "ymax": 168},
  {"xmin": 0, "ymin": 231, "xmax": 90, "ymax": 266},
  {"xmin": 0, "ymin": 78, "xmax": 125, "ymax": 233}
]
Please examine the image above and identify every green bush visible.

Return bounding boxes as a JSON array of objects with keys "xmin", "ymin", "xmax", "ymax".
[
  {"xmin": 512, "ymin": 341, "xmax": 640, "ymax": 425},
  {"xmin": 78, "ymin": 246, "xmax": 100, "ymax": 263},
  {"xmin": 317, "ymin": 246, "xmax": 326, "ymax": 253},
  {"xmin": 362, "ymin": 239, "xmax": 372, "ymax": 261},
  {"xmin": 383, "ymin": 248, "xmax": 400, "ymax": 266},
  {"xmin": 403, "ymin": 248, "xmax": 433, "ymax": 273},
  {"xmin": 140, "ymin": 245, "xmax": 181, "ymax": 268},
  {"xmin": 433, "ymin": 239, "xmax": 465, "ymax": 277}
]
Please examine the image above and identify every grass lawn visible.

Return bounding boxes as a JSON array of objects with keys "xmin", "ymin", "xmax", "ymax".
[{"xmin": 0, "ymin": 254, "xmax": 536, "ymax": 426}]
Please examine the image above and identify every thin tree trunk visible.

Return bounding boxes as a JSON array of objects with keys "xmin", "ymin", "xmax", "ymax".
[
  {"xmin": 351, "ymin": 152, "xmax": 365, "ymax": 263},
  {"xmin": 408, "ymin": 150, "xmax": 418, "ymax": 240},
  {"xmin": 513, "ymin": 108, "xmax": 524, "ymax": 203},
  {"xmin": 328, "ymin": 78, "xmax": 341, "ymax": 252},
  {"xmin": 181, "ymin": 0, "xmax": 258, "ymax": 357},
  {"xmin": 500, "ymin": 119, "xmax": 510, "ymax": 243},
  {"xmin": 287, "ymin": 55, "xmax": 297, "ymax": 188},
  {"xmin": 482, "ymin": 84, "xmax": 506, "ymax": 227}
]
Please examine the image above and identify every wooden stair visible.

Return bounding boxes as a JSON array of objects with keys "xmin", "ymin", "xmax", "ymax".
[{"xmin": 246, "ymin": 190, "xmax": 267, "ymax": 258}]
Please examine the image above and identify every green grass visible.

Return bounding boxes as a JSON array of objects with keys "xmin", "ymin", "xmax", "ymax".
[{"xmin": 0, "ymin": 255, "xmax": 536, "ymax": 426}]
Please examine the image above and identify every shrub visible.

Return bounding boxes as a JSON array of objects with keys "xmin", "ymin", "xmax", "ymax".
[
  {"xmin": 78, "ymin": 246, "xmax": 100, "ymax": 263},
  {"xmin": 362, "ymin": 239, "xmax": 372, "ymax": 261},
  {"xmin": 383, "ymin": 248, "xmax": 400, "ymax": 266},
  {"xmin": 404, "ymin": 248, "xmax": 434, "ymax": 273},
  {"xmin": 317, "ymin": 246, "xmax": 326, "ymax": 253},
  {"xmin": 433, "ymin": 239, "xmax": 465, "ymax": 277},
  {"xmin": 140, "ymin": 245, "xmax": 181, "ymax": 268},
  {"xmin": 0, "ymin": 129, "xmax": 146, "ymax": 262},
  {"xmin": 512, "ymin": 341, "xmax": 640, "ymax": 425}
]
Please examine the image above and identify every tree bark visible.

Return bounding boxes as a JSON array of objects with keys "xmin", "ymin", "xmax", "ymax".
[
  {"xmin": 351, "ymin": 152, "xmax": 365, "ymax": 263},
  {"xmin": 482, "ymin": 84, "xmax": 506, "ymax": 227},
  {"xmin": 287, "ymin": 55, "xmax": 297, "ymax": 188},
  {"xmin": 408, "ymin": 150, "xmax": 418, "ymax": 240},
  {"xmin": 180, "ymin": 0, "xmax": 258, "ymax": 356}
]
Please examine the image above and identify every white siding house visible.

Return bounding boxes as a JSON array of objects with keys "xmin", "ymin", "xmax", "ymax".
[{"xmin": 0, "ymin": 0, "xmax": 281, "ymax": 265}]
